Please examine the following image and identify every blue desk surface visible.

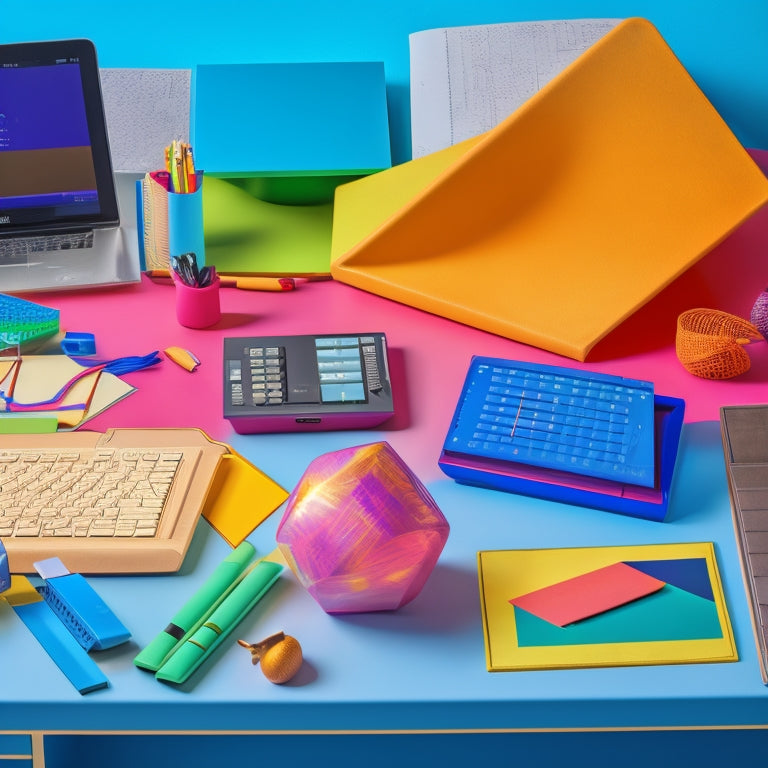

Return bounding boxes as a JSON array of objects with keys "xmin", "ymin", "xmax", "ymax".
[{"xmin": 1, "ymin": 418, "xmax": 767, "ymax": 735}]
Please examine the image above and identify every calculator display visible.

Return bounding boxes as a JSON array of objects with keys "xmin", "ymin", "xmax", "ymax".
[
  {"xmin": 314, "ymin": 336, "xmax": 375, "ymax": 403},
  {"xmin": 223, "ymin": 333, "xmax": 394, "ymax": 433}
]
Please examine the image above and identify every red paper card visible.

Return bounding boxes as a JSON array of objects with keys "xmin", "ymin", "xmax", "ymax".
[{"xmin": 509, "ymin": 562, "xmax": 665, "ymax": 626}]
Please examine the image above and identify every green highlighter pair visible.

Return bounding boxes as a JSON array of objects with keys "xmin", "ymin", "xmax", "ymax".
[{"xmin": 134, "ymin": 541, "xmax": 282, "ymax": 684}]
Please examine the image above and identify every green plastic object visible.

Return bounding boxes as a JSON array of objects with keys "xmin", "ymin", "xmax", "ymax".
[
  {"xmin": 155, "ymin": 559, "xmax": 283, "ymax": 684},
  {"xmin": 0, "ymin": 294, "xmax": 60, "ymax": 350},
  {"xmin": 134, "ymin": 541, "xmax": 257, "ymax": 672}
]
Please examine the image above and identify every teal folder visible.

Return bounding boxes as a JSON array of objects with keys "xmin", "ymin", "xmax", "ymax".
[
  {"xmin": 515, "ymin": 583, "xmax": 723, "ymax": 646},
  {"xmin": 193, "ymin": 61, "xmax": 391, "ymax": 189}
]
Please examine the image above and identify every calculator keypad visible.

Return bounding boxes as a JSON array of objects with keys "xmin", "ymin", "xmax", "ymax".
[
  {"xmin": 248, "ymin": 345, "xmax": 286, "ymax": 405},
  {"xmin": 227, "ymin": 346, "xmax": 287, "ymax": 407}
]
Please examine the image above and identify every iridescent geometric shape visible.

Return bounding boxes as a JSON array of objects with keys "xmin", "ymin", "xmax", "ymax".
[{"xmin": 276, "ymin": 441, "xmax": 450, "ymax": 614}]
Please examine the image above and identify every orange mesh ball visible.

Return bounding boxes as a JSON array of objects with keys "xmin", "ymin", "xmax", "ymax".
[{"xmin": 676, "ymin": 309, "xmax": 762, "ymax": 379}]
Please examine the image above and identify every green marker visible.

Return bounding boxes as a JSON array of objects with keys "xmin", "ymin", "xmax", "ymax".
[
  {"xmin": 155, "ymin": 559, "xmax": 282, "ymax": 684},
  {"xmin": 134, "ymin": 541, "xmax": 256, "ymax": 671}
]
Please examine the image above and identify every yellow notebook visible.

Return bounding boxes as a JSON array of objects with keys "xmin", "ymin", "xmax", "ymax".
[{"xmin": 331, "ymin": 18, "xmax": 768, "ymax": 361}]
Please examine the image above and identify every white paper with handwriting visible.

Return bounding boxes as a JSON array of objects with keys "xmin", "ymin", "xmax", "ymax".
[{"xmin": 409, "ymin": 19, "xmax": 622, "ymax": 159}]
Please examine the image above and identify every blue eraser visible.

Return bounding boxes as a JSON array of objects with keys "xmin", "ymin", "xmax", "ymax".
[
  {"xmin": 61, "ymin": 332, "xmax": 96, "ymax": 356},
  {"xmin": 34, "ymin": 557, "xmax": 131, "ymax": 651}
]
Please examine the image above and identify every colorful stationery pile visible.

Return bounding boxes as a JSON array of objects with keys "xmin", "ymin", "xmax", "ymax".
[
  {"xmin": 138, "ymin": 141, "xmax": 205, "ymax": 272},
  {"xmin": 165, "ymin": 139, "xmax": 198, "ymax": 193}
]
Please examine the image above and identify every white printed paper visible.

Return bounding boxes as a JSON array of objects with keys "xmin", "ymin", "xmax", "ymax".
[{"xmin": 409, "ymin": 19, "xmax": 622, "ymax": 158}]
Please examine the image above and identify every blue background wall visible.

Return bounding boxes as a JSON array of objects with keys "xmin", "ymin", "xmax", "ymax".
[{"xmin": 2, "ymin": 0, "xmax": 766, "ymax": 164}]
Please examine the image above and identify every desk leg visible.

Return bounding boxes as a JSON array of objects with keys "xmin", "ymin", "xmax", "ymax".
[{"xmin": 31, "ymin": 732, "xmax": 45, "ymax": 768}]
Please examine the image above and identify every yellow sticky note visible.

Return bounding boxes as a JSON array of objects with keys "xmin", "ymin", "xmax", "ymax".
[
  {"xmin": 2, "ymin": 575, "xmax": 43, "ymax": 607},
  {"xmin": 202, "ymin": 452, "xmax": 289, "ymax": 547}
]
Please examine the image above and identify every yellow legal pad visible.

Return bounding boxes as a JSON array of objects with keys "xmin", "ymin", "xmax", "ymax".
[
  {"xmin": 331, "ymin": 18, "xmax": 768, "ymax": 361},
  {"xmin": 478, "ymin": 542, "xmax": 737, "ymax": 673}
]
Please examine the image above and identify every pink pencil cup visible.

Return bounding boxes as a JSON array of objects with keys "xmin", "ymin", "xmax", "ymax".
[{"xmin": 174, "ymin": 277, "xmax": 221, "ymax": 329}]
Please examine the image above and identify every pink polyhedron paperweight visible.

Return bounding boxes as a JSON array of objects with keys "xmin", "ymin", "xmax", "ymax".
[{"xmin": 275, "ymin": 442, "xmax": 450, "ymax": 614}]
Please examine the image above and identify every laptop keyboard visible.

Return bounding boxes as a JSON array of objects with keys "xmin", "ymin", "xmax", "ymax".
[
  {"xmin": 0, "ymin": 231, "xmax": 94, "ymax": 265},
  {"xmin": 0, "ymin": 447, "xmax": 183, "ymax": 539},
  {"xmin": 0, "ymin": 429, "xmax": 232, "ymax": 574},
  {"xmin": 444, "ymin": 357, "xmax": 656, "ymax": 487}
]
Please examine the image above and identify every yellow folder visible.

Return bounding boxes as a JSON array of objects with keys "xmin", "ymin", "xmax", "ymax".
[
  {"xmin": 478, "ymin": 542, "xmax": 736, "ymax": 672},
  {"xmin": 331, "ymin": 18, "xmax": 768, "ymax": 361}
]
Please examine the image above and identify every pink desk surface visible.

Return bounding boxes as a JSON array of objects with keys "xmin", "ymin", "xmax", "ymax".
[{"xmin": 22, "ymin": 151, "xmax": 768, "ymax": 486}]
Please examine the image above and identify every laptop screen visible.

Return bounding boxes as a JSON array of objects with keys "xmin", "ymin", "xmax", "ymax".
[{"xmin": 0, "ymin": 39, "xmax": 119, "ymax": 236}]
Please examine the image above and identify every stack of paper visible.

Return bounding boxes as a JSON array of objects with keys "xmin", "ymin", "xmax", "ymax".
[
  {"xmin": 0, "ymin": 356, "xmax": 135, "ymax": 432},
  {"xmin": 409, "ymin": 18, "xmax": 621, "ymax": 158}
]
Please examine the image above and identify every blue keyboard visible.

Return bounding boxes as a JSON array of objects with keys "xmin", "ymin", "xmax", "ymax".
[{"xmin": 443, "ymin": 357, "xmax": 657, "ymax": 487}]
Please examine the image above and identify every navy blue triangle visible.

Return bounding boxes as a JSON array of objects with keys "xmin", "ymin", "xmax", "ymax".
[{"xmin": 623, "ymin": 558, "xmax": 714, "ymax": 602}]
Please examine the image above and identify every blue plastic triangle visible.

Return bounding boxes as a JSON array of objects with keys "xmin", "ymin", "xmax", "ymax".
[{"xmin": 623, "ymin": 558, "xmax": 714, "ymax": 602}]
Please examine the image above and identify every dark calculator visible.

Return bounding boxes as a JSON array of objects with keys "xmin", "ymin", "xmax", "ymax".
[{"xmin": 223, "ymin": 333, "xmax": 394, "ymax": 433}]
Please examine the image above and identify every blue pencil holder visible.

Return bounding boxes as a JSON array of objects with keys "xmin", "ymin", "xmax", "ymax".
[{"xmin": 167, "ymin": 176, "xmax": 205, "ymax": 270}]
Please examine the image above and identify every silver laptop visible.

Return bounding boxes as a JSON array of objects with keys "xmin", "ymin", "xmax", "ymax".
[{"xmin": 0, "ymin": 39, "xmax": 139, "ymax": 293}]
